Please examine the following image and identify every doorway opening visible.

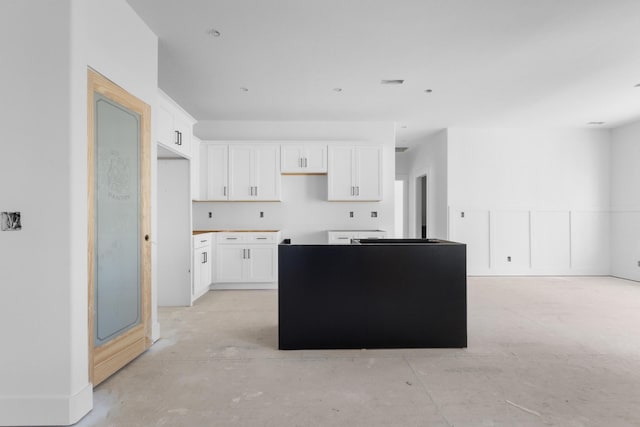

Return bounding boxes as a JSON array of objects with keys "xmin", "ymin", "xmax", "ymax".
[{"xmin": 416, "ymin": 175, "xmax": 427, "ymax": 238}]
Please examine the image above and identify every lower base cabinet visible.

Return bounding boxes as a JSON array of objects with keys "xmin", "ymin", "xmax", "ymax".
[
  {"xmin": 214, "ymin": 232, "xmax": 280, "ymax": 284},
  {"xmin": 192, "ymin": 233, "xmax": 212, "ymax": 301}
]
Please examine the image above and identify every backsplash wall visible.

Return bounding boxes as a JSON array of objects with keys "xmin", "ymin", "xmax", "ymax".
[{"xmin": 193, "ymin": 174, "xmax": 392, "ymax": 244}]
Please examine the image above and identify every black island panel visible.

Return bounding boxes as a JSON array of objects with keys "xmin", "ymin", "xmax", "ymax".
[{"xmin": 278, "ymin": 239, "xmax": 467, "ymax": 350}]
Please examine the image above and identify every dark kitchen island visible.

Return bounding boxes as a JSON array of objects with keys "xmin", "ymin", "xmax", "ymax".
[{"xmin": 278, "ymin": 238, "xmax": 467, "ymax": 350}]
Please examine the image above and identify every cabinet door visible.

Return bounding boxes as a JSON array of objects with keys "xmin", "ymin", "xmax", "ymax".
[
  {"xmin": 156, "ymin": 105, "xmax": 174, "ymax": 147},
  {"xmin": 253, "ymin": 145, "xmax": 281, "ymax": 200},
  {"xmin": 355, "ymin": 146, "xmax": 382, "ymax": 201},
  {"xmin": 328, "ymin": 146, "xmax": 355, "ymax": 200},
  {"xmin": 206, "ymin": 145, "xmax": 229, "ymax": 200},
  {"xmin": 192, "ymin": 248, "xmax": 202, "ymax": 296},
  {"xmin": 228, "ymin": 145, "xmax": 253, "ymax": 200},
  {"xmin": 246, "ymin": 246, "xmax": 277, "ymax": 282},
  {"xmin": 201, "ymin": 247, "xmax": 211, "ymax": 293},
  {"xmin": 194, "ymin": 247, "xmax": 210, "ymax": 295},
  {"xmin": 173, "ymin": 116, "xmax": 192, "ymax": 158},
  {"xmin": 281, "ymin": 145, "xmax": 303, "ymax": 173},
  {"xmin": 304, "ymin": 144, "xmax": 327, "ymax": 173},
  {"xmin": 216, "ymin": 246, "xmax": 245, "ymax": 282}
]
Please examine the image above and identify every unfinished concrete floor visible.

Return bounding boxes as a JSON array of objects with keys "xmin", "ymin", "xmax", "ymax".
[{"xmin": 76, "ymin": 276, "xmax": 640, "ymax": 427}]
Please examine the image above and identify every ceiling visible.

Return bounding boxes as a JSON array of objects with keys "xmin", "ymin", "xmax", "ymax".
[{"xmin": 127, "ymin": 0, "xmax": 640, "ymax": 147}]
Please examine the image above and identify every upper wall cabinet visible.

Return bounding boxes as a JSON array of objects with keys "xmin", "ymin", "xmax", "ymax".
[
  {"xmin": 228, "ymin": 144, "xmax": 282, "ymax": 201},
  {"xmin": 327, "ymin": 146, "xmax": 382, "ymax": 201},
  {"xmin": 281, "ymin": 144, "xmax": 328, "ymax": 174},
  {"xmin": 157, "ymin": 89, "xmax": 195, "ymax": 158},
  {"xmin": 203, "ymin": 144, "xmax": 229, "ymax": 200}
]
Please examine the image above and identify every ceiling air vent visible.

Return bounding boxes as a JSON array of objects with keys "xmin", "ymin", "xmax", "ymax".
[
  {"xmin": 395, "ymin": 147, "xmax": 409, "ymax": 153},
  {"xmin": 381, "ymin": 79, "xmax": 405, "ymax": 85}
]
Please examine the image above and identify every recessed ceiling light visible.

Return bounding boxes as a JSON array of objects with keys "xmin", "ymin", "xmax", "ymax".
[
  {"xmin": 424, "ymin": 89, "xmax": 433, "ymax": 93},
  {"xmin": 381, "ymin": 79, "xmax": 404, "ymax": 85},
  {"xmin": 333, "ymin": 88, "xmax": 342, "ymax": 92},
  {"xmin": 240, "ymin": 87, "xmax": 249, "ymax": 92},
  {"xmin": 587, "ymin": 121, "xmax": 605, "ymax": 125},
  {"xmin": 207, "ymin": 29, "xmax": 221, "ymax": 37}
]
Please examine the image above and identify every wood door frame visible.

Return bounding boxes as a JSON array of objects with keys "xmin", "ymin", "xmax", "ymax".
[{"xmin": 88, "ymin": 69, "xmax": 152, "ymax": 386}]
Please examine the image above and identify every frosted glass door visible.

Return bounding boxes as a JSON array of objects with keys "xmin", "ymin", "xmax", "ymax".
[{"xmin": 94, "ymin": 93, "xmax": 141, "ymax": 346}]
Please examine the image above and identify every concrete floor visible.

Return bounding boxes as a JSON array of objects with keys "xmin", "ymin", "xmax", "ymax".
[{"xmin": 76, "ymin": 276, "xmax": 640, "ymax": 427}]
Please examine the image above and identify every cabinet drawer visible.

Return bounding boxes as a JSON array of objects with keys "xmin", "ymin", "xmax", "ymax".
[
  {"xmin": 249, "ymin": 233, "xmax": 278, "ymax": 244},
  {"xmin": 217, "ymin": 232, "xmax": 248, "ymax": 244},
  {"xmin": 193, "ymin": 233, "xmax": 211, "ymax": 249},
  {"xmin": 357, "ymin": 231, "xmax": 386, "ymax": 239},
  {"xmin": 328, "ymin": 233, "xmax": 356, "ymax": 244}
]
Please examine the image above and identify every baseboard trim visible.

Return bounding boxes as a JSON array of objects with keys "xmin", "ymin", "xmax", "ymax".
[
  {"xmin": 210, "ymin": 282, "xmax": 278, "ymax": 290},
  {"xmin": 0, "ymin": 383, "xmax": 92, "ymax": 426},
  {"xmin": 152, "ymin": 321, "xmax": 161, "ymax": 343}
]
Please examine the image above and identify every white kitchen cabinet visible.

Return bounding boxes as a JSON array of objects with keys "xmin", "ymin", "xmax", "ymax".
[
  {"xmin": 327, "ymin": 146, "xmax": 382, "ymax": 201},
  {"xmin": 327, "ymin": 230, "xmax": 386, "ymax": 244},
  {"xmin": 281, "ymin": 144, "xmax": 327, "ymax": 173},
  {"xmin": 157, "ymin": 89, "xmax": 195, "ymax": 158},
  {"xmin": 203, "ymin": 144, "xmax": 229, "ymax": 200},
  {"xmin": 228, "ymin": 144, "xmax": 281, "ymax": 201},
  {"xmin": 192, "ymin": 233, "xmax": 212, "ymax": 301},
  {"xmin": 214, "ymin": 232, "xmax": 280, "ymax": 284}
]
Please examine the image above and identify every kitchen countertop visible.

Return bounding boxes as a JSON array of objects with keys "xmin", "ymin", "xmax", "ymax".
[{"xmin": 193, "ymin": 230, "xmax": 280, "ymax": 235}]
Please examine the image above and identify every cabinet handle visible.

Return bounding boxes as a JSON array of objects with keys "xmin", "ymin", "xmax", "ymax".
[
  {"xmin": 202, "ymin": 252, "xmax": 206, "ymax": 264},
  {"xmin": 223, "ymin": 186, "xmax": 227, "ymax": 196},
  {"xmin": 256, "ymin": 237, "xmax": 267, "ymax": 240},
  {"xmin": 200, "ymin": 239, "xmax": 207, "ymax": 243},
  {"xmin": 226, "ymin": 237, "xmax": 238, "ymax": 240},
  {"xmin": 298, "ymin": 157, "xmax": 302, "ymax": 168},
  {"xmin": 255, "ymin": 186, "xmax": 258, "ymax": 196},
  {"xmin": 356, "ymin": 186, "xmax": 360, "ymax": 196},
  {"xmin": 247, "ymin": 249, "xmax": 251, "ymax": 259},
  {"xmin": 304, "ymin": 157, "xmax": 308, "ymax": 168},
  {"xmin": 337, "ymin": 237, "xmax": 350, "ymax": 240},
  {"xmin": 175, "ymin": 130, "xmax": 180, "ymax": 145},
  {"xmin": 179, "ymin": 131, "xmax": 182, "ymax": 146}
]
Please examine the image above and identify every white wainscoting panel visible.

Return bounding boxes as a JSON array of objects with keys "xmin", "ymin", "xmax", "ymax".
[
  {"xmin": 530, "ymin": 211, "xmax": 571, "ymax": 274},
  {"xmin": 611, "ymin": 211, "xmax": 640, "ymax": 281},
  {"xmin": 449, "ymin": 209, "xmax": 490, "ymax": 275},
  {"xmin": 570, "ymin": 211, "xmax": 610, "ymax": 275},
  {"xmin": 491, "ymin": 211, "xmax": 531, "ymax": 274}
]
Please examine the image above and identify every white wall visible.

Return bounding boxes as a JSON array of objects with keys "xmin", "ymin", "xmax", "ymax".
[
  {"xmin": 447, "ymin": 128, "xmax": 611, "ymax": 275},
  {"xmin": 404, "ymin": 130, "xmax": 449, "ymax": 240},
  {"xmin": 193, "ymin": 121, "xmax": 395, "ymax": 244},
  {"xmin": 0, "ymin": 1, "xmax": 158, "ymax": 425},
  {"xmin": 611, "ymin": 120, "xmax": 640, "ymax": 281}
]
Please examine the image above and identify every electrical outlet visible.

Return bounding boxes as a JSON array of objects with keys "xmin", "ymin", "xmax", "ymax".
[
  {"xmin": 208, "ymin": 212, "xmax": 212, "ymax": 218},
  {"xmin": 349, "ymin": 211, "xmax": 354, "ymax": 218},
  {"xmin": 1, "ymin": 212, "xmax": 21, "ymax": 231},
  {"xmin": 260, "ymin": 211, "xmax": 264, "ymax": 218},
  {"xmin": 371, "ymin": 211, "xmax": 378, "ymax": 218}
]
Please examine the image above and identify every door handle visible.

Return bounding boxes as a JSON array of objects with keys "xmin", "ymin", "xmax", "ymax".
[{"xmin": 223, "ymin": 186, "xmax": 227, "ymax": 196}]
